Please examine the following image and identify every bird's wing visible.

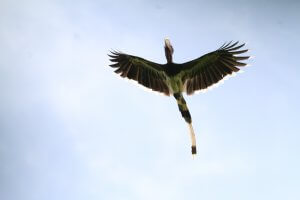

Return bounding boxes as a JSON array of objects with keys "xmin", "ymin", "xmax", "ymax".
[
  {"xmin": 179, "ymin": 41, "xmax": 249, "ymax": 95},
  {"xmin": 109, "ymin": 51, "xmax": 170, "ymax": 95}
]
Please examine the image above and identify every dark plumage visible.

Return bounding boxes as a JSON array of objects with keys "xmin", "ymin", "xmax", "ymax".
[{"xmin": 108, "ymin": 39, "xmax": 249, "ymax": 155}]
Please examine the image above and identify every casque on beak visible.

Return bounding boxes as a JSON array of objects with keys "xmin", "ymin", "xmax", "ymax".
[{"xmin": 164, "ymin": 38, "xmax": 174, "ymax": 54}]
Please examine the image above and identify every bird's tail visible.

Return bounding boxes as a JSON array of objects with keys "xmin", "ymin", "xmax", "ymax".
[{"xmin": 173, "ymin": 93, "xmax": 197, "ymax": 155}]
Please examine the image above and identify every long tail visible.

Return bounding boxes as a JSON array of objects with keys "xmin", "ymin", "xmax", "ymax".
[{"xmin": 173, "ymin": 93, "xmax": 197, "ymax": 155}]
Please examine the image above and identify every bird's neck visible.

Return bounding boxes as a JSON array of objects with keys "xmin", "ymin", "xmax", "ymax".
[{"xmin": 165, "ymin": 47, "xmax": 173, "ymax": 63}]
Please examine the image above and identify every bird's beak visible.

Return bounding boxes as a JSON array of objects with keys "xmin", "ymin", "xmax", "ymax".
[
  {"xmin": 164, "ymin": 38, "xmax": 173, "ymax": 54},
  {"xmin": 164, "ymin": 38, "xmax": 171, "ymax": 47}
]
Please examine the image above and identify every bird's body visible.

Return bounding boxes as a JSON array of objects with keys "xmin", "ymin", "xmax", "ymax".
[
  {"xmin": 108, "ymin": 39, "xmax": 249, "ymax": 155},
  {"xmin": 163, "ymin": 65, "xmax": 183, "ymax": 93},
  {"xmin": 165, "ymin": 63, "xmax": 182, "ymax": 76}
]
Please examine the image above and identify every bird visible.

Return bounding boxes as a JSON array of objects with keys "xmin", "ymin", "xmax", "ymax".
[{"xmin": 108, "ymin": 39, "xmax": 249, "ymax": 155}]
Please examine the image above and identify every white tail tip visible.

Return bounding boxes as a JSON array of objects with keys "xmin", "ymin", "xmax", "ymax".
[{"xmin": 188, "ymin": 123, "xmax": 197, "ymax": 155}]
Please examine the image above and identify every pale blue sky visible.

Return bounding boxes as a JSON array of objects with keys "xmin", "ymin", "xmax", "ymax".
[{"xmin": 1, "ymin": 0, "xmax": 300, "ymax": 200}]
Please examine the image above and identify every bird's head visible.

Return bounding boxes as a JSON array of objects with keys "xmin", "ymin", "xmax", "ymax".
[
  {"xmin": 164, "ymin": 38, "xmax": 174, "ymax": 63},
  {"xmin": 164, "ymin": 38, "xmax": 174, "ymax": 55}
]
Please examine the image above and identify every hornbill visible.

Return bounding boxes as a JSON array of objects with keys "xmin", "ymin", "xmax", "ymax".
[{"xmin": 108, "ymin": 39, "xmax": 249, "ymax": 155}]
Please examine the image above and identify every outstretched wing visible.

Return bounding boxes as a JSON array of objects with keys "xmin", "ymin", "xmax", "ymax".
[
  {"xmin": 109, "ymin": 51, "xmax": 170, "ymax": 95},
  {"xmin": 180, "ymin": 41, "xmax": 249, "ymax": 95}
]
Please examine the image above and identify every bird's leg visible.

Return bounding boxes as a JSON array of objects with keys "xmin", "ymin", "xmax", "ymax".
[{"xmin": 173, "ymin": 93, "xmax": 197, "ymax": 155}]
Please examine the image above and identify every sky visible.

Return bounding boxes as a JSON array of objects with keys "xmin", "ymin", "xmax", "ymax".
[{"xmin": 1, "ymin": 0, "xmax": 300, "ymax": 199}]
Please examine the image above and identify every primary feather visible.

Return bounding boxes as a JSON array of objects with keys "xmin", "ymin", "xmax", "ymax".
[
  {"xmin": 109, "ymin": 51, "xmax": 170, "ymax": 95},
  {"xmin": 179, "ymin": 41, "xmax": 249, "ymax": 94}
]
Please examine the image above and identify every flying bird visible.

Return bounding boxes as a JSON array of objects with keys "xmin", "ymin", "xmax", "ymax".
[{"xmin": 108, "ymin": 39, "xmax": 249, "ymax": 155}]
